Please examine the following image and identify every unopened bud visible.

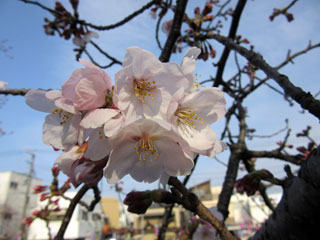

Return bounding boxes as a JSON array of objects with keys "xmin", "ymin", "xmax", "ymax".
[
  {"xmin": 124, "ymin": 191, "xmax": 153, "ymax": 214},
  {"xmin": 194, "ymin": 7, "xmax": 200, "ymax": 16},
  {"xmin": 51, "ymin": 166, "xmax": 60, "ymax": 177},
  {"xmin": 33, "ymin": 185, "xmax": 48, "ymax": 194},
  {"xmin": 32, "ymin": 210, "xmax": 41, "ymax": 217},
  {"xmin": 202, "ymin": 2, "xmax": 213, "ymax": 16},
  {"xmin": 69, "ymin": 0, "xmax": 79, "ymax": 10},
  {"xmin": 285, "ymin": 12, "xmax": 294, "ymax": 22},
  {"xmin": 55, "ymin": 1, "xmax": 66, "ymax": 13},
  {"xmin": 23, "ymin": 217, "xmax": 34, "ymax": 226}
]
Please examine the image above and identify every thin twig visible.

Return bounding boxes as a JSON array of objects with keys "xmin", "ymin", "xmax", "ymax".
[
  {"xmin": 89, "ymin": 41, "xmax": 122, "ymax": 65},
  {"xmin": 82, "ymin": 0, "xmax": 159, "ymax": 30},
  {"xmin": 213, "ymin": 0, "xmax": 247, "ymax": 87},
  {"xmin": 0, "ymin": 89, "xmax": 29, "ymax": 96}
]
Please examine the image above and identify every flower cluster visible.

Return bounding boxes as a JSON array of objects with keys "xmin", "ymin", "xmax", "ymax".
[{"xmin": 26, "ymin": 46, "xmax": 227, "ymax": 186}]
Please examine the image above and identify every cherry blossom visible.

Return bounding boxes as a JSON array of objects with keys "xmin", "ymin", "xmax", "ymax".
[
  {"xmin": 104, "ymin": 118, "xmax": 194, "ymax": 184},
  {"xmin": 167, "ymin": 87, "xmax": 227, "ymax": 157},
  {"xmin": 80, "ymin": 108, "xmax": 125, "ymax": 160},
  {"xmin": 26, "ymin": 89, "xmax": 84, "ymax": 150},
  {"xmin": 61, "ymin": 59, "xmax": 112, "ymax": 111},
  {"xmin": 54, "ymin": 144, "xmax": 87, "ymax": 176},
  {"xmin": 25, "ymin": 46, "xmax": 228, "ymax": 186},
  {"xmin": 113, "ymin": 47, "xmax": 189, "ymax": 120},
  {"xmin": 180, "ymin": 47, "xmax": 202, "ymax": 93}
]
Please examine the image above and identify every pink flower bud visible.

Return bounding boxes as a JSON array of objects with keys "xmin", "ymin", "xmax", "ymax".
[
  {"xmin": 51, "ymin": 166, "xmax": 60, "ymax": 177},
  {"xmin": 202, "ymin": 2, "xmax": 213, "ymax": 16},
  {"xmin": 40, "ymin": 193, "xmax": 49, "ymax": 201},
  {"xmin": 23, "ymin": 217, "xmax": 34, "ymax": 226},
  {"xmin": 32, "ymin": 210, "xmax": 41, "ymax": 216},
  {"xmin": 70, "ymin": 157, "xmax": 108, "ymax": 187},
  {"xmin": 33, "ymin": 185, "xmax": 48, "ymax": 194}
]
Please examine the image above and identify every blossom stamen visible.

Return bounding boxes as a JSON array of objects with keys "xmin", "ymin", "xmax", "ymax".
[
  {"xmin": 133, "ymin": 78, "xmax": 157, "ymax": 104},
  {"xmin": 175, "ymin": 107, "xmax": 204, "ymax": 129},
  {"xmin": 134, "ymin": 136, "xmax": 159, "ymax": 164},
  {"xmin": 51, "ymin": 108, "xmax": 73, "ymax": 125}
]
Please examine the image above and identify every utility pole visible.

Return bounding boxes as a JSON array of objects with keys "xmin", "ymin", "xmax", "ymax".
[{"xmin": 19, "ymin": 151, "xmax": 35, "ymax": 240}]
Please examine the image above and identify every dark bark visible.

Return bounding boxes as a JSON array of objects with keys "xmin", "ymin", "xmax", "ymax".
[
  {"xmin": 209, "ymin": 34, "xmax": 320, "ymax": 120},
  {"xmin": 251, "ymin": 146, "xmax": 320, "ymax": 240},
  {"xmin": 214, "ymin": 0, "xmax": 247, "ymax": 87},
  {"xmin": 159, "ymin": 0, "xmax": 189, "ymax": 62}
]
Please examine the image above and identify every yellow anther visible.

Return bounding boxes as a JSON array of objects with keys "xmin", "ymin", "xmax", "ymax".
[
  {"xmin": 134, "ymin": 136, "xmax": 159, "ymax": 164},
  {"xmin": 175, "ymin": 107, "xmax": 204, "ymax": 129}
]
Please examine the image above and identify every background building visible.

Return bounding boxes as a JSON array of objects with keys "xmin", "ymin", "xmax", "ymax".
[
  {"xmin": 0, "ymin": 171, "xmax": 42, "ymax": 240},
  {"xmin": 27, "ymin": 192, "xmax": 105, "ymax": 240}
]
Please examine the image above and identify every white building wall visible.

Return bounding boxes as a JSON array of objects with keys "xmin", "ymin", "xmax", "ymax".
[
  {"xmin": 0, "ymin": 171, "xmax": 42, "ymax": 239},
  {"xmin": 28, "ymin": 192, "xmax": 104, "ymax": 240}
]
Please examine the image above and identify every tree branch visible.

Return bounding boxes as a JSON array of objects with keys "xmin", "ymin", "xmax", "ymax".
[
  {"xmin": 213, "ymin": 0, "xmax": 247, "ymax": 87},
  {"xmin": 168, "ymin": 177, "xmax": 237, "ymax": 240},
  {"xmin": 209, "ymin": 33, "xmax": 320, "ymax": 120},
  {"xmin": 218, "ymin": 104, "xmax": 246, "ymax": 219},
  {"xmin": 251, "ymin": 146, "xmax": 320, "ymax": 240},
  {"xmin": 159, "ymin": 0, "xmax": 189, "ymax": 62},
  {"xmin": 54, "ymin": 184, "xmax": 90, "ymax": 240},
  {"xmin": 157, "ymin": 155, "xmax": 199, "ymax": 240},
  {"xmin": 82, "ymin": 0, "xmax": 159, "ymax": 31},
  {"xmin": 0, "ymin": 89, "xmax": 29, "ymax": 96}
]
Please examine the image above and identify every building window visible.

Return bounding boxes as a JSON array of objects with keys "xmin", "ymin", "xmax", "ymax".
[
  {"xmin": 10, "ymin": 182, "xmax": 18, "ymax": 189},
  {"xmin": 4, "ymin": 213, "xmax": 12, "ymax": 220},
  {"xmin": 92, "ymin": 213, "xmax": 101, "ymax": 221},
  {"xmin": 82, "ymin": 210, "xmax": 88, "ymax": 221}
]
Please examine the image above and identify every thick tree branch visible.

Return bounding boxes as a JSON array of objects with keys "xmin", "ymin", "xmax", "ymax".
[
  {"xmin": 251, "ymin": 146, "xmax": 320, "ymax": 240},
  {"xmin": 245, "ymin": 149, "xmax": 302, "ymax": 165},
  {"xmin": 168, "ymin": 177, "xmax": 237, "ymax": 240},
  {"xmin": 157, "ymin": 156, "xmax": 199, "ymax": 240},
  {"xmin": 209, "ymin": 34, "xmax": 320, "ymax": 120},
  {"xmin": 159, "ymin": 0, "xmax": 188, "ymax": 62}
]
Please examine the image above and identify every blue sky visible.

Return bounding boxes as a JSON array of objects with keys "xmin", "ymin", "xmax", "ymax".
[{"xmin": 0, "ymin": 0, "xmax": 319, "ymax": 197}]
